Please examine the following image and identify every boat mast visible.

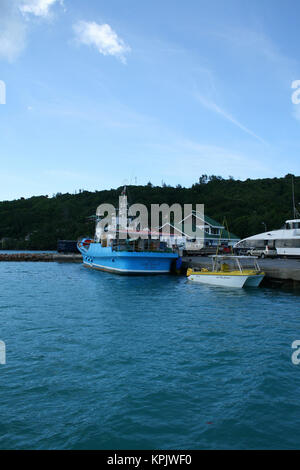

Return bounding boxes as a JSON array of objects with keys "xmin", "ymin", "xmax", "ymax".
[
  {"xmin": 292, "ymin": 176, "xmax": 296, "ymax": 219},
  {"xmin": 292, "ymin": 175, "xmax": 300, "ymax": 219}
]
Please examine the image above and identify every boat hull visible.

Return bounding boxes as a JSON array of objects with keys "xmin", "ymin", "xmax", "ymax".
[
  {"xmin": 187, "ymin": 272, "xmax": 265, "ymax": 288},
  {"xmin": 243, "ymin": 274, "xmax": 265, "ymax": 287},
  {"xmin": 78, "ymin": 242, "xmax": 178, "ymax": 275},
  {"xmin": 187, "ymin": 273, "xmax": 248, "ymax": 288}
]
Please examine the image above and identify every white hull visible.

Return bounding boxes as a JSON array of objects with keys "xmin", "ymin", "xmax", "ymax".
[
  {"xmin": 235, "ymin": 219, "xmax": 300, "ymax": 257},
  {"xmin": 187, "ymin": 273, "xmax": 264, "ymax": 288},
  {"xmin": 243, "ymin": 274, "xmax": 264, "ymax": 287},
  {"xmin": 188, "ymin": 274, "xmax": 248, "ymax": 288},
  {"xmin": 276, "ymin": 248, "xmax": 300, "ymax": 256}
]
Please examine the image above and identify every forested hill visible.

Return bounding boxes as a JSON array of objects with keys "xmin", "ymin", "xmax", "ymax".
[{"xmin": 0, "ymin": 174, "xmax": 299, "ymax": 250}]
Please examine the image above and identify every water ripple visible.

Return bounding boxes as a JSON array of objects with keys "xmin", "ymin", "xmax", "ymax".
[{"xmin": 0, "ymin": 262, "xmax": 299, "ymax": 449}]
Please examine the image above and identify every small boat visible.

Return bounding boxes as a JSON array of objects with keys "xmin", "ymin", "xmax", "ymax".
[{"xmin": 186, "ymin": 255, "xmax": 265, "ymax": 288}]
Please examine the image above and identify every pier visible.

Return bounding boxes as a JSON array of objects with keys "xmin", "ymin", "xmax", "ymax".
[
  {"xmin": 0, "ymin": 253, "xmax": 82, "ymax": 262},
  {"xmin": 183, "ymin": 256, "xmax": 300, "ymax": 288}
]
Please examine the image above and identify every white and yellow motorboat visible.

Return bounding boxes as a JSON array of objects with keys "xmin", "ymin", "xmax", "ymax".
[{"xmin": 186, "ymin": 256, "xmax": 265, "ymax": 288}]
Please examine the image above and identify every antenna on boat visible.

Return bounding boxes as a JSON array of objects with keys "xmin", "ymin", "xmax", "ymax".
[
  {"xmin": 292, "ymin": 175, "xmax": 300, "ymax": 219},
  {"xmin": 292, "ymin": 175, "xmax": 296, "ymax": 218}
]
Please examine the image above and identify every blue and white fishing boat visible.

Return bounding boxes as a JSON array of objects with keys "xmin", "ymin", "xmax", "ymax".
[
  {"xmin": 78, "ymin": 239, "xmax": 178, "ymax": 274},
  {"xmin": 77, "ymin": 188, "xmax": 179, "ymax": 275}
]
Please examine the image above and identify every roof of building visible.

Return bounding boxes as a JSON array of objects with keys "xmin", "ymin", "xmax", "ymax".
[
  {"xmin": 181, "ymin": 211, "xmax": 224, "ymax": 228},
  {"xmin": 159, "ymin": 222, "xmax": 239, "ymax": 241},
  {"xmin": 204, "ymin": 229, "xmax": 240, "ymax": 241}
]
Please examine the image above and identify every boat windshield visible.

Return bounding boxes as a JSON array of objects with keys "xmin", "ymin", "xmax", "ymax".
[
  {"xmin": 210, "ymin": 256, "xmax": 261, "ymax": 273},
  {"xmin": 285, "ymin": 221, "xmax": 300, "ymax": 229}
]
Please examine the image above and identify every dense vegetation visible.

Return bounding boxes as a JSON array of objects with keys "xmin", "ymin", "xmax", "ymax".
[{"xmin": 0, "ymin": 174, "xmax": 299, "ymax": 250}]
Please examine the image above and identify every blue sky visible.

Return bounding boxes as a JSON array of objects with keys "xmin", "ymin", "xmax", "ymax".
[{"xmin": 1, "ymin": 0, "xmax": 300, "ymax": 200}]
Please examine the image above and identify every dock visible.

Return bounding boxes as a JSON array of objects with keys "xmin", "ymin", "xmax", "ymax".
[
  {"xmin": 183, "ymin": 256, "xmax": 300, "ymax": 288},
  {"xmin": 0, "ymin": 253, "xmax": 82, "ymax": 262}
]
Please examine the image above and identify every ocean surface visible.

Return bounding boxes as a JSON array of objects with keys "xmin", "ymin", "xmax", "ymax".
[{"xmin": 0, "ymin": 261, "xmax": 300, "ymax": 450}]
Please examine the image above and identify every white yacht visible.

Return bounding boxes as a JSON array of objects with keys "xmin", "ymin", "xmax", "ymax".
[{"xmin": 234, "ymin": 219, "xmax": 300, "ymax": 257}]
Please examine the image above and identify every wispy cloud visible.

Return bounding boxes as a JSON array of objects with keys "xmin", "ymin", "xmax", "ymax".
[
  {"xmin": 206, "ymin": 27, "xmax": 300, "ymax": 128},
  {"xmin": 0, "ymin": 0, "xmax": 27, "ymax": 62},
  {"xmin": 0, "ymin": 0, "xmax": 64, "ymax": 62},
  {"xmin": 19, "ymin": 0, "xmax": 64, "ymax": 18},
  {"xmin": 292, "ymin": 104, "xmax": 300, "ymax": 122},
  {"xmin": 73, "ymin": 21, "xmax": 131, "ymax": 64},
  {"xmin": 212, "ymin": 27, "xmax": 294, "ymax": 67},
  {"xmin": 148, "ymin": 137, "xmax": 273, "ymax": 181},
  {"xmin": 194, "ymin": 92, "xmax": 266, "ymax": 144}
]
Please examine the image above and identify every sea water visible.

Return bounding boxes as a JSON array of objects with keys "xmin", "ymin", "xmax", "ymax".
[{"xmin": 0, "ymin": 261, "xmax": 300, "ymax": 449}]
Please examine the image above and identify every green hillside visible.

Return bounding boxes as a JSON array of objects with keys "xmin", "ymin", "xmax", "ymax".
[{"xmin": 0, "ymin": 174, "xmax": 298, "ymax": 250}]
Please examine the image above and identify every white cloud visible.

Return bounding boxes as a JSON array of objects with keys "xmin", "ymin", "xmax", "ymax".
[
  {"xmin": 0, "ymin": 0, "xmax": 64, "ymax": 62},
  {"xmin": 73, "ymin": 21, "xmax": 131, "ymax": 64},
  {"xmin": 19, "ymin": 0, "xmax": 64, "ymax": 18},
  {"xmin": 0, "ymin": 1, "xmax": 27, "ymax": 62}
]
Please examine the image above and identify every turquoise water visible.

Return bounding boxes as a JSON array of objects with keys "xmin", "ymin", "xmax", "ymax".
[{"xmin": 0, "ymin": 262, "xmax": 300, "ymax": 449}]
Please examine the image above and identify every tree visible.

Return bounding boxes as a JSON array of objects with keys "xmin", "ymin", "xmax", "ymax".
[{"xmin": 199, "ymin": 174, "xmax": 208, "ymax": 185}]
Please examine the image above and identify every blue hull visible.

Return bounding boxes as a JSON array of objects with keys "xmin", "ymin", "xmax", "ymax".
[{"xmin": 78, "ymin": 242, "xmax": 178, "ymax": 275}]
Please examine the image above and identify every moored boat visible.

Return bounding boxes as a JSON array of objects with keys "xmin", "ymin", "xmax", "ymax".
[
  {"xmin": 234, "ymin": 219, "xmax": 300, "ymax": 258},
  {"xmin": 186, "ymin": 255, "xmax": 265, "ymax": 288},
  {"xmin": 77, "ymin": 187, "xmax": 179, "ymax": 275},
  {"xmin": 78, "ymin": 238, "xmax": 178, "ymax": 274}
]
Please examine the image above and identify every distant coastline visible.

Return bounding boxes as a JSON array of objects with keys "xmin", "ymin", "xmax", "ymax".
[{"xmin": 0, "ymin": 174, "xmax": 298, "ymax": 251}]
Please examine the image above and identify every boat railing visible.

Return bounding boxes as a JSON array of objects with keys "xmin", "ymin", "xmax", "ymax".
[
  {"xmin": 208, "ymin": 255, "xmax": 263, "ymax": 273},
  {"xmin": 112, "ymin": 245, "xmax": 173, "ymax": 253},
  {"xmin": 110, "ymin": 239, "xmax": 174, "ymax": 254}
]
